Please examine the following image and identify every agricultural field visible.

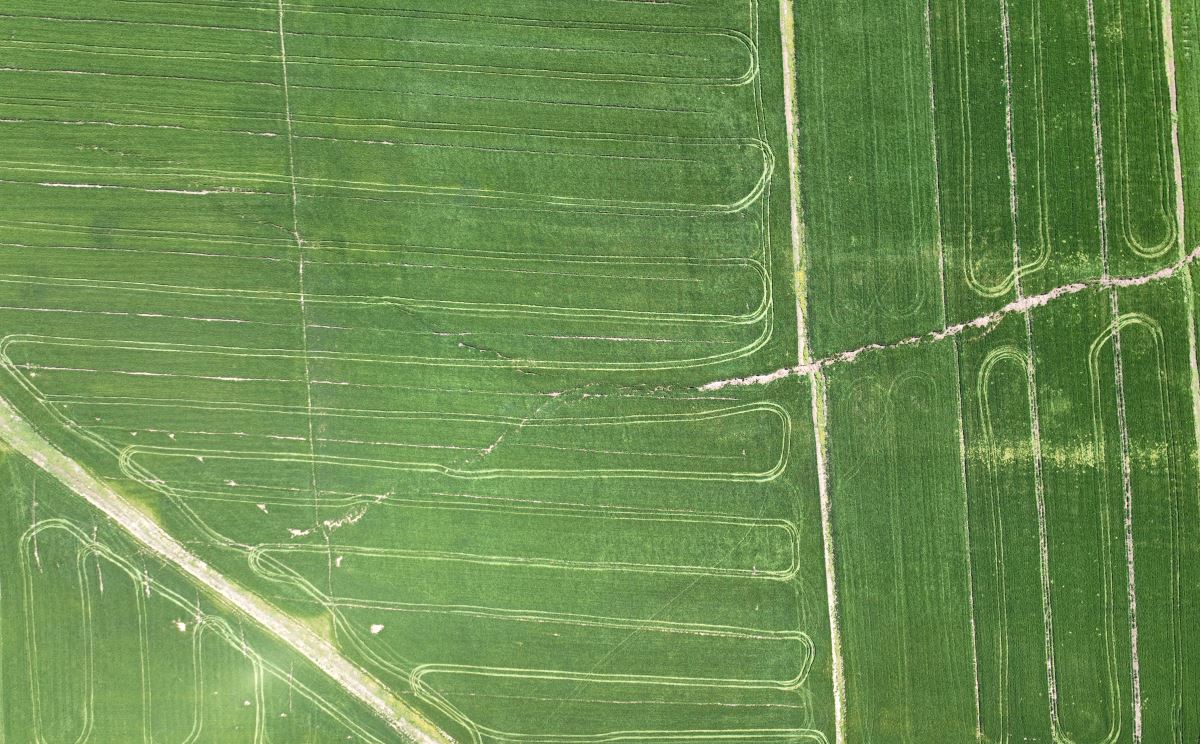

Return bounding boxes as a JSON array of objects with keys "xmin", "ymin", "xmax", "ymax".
[{"xmin": 0, "ymin": 0, "xmax": 1197, "ymax": 742}]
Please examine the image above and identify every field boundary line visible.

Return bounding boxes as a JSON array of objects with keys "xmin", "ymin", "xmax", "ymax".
[
  {"xmin": 778, "ymin": 3, "xmax": 844, "ymax": 743},
  {"xmin": 1161, "ymin": 0, "xmax": 1200, "ymax": 507},
  {"xmin": 778, "ymin": 0, "xmax": 808, "ymax": 368},
  {"xmin": 1163, "ymin": 0, "xmax": 1200, "ymax": 726}
]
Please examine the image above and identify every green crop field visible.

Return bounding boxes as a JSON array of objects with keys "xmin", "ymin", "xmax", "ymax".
[{"xmin": 0, "ymin": 0, "xmax": 1197, "ymax": 742}]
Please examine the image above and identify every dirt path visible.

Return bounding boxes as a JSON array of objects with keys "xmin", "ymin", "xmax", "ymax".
[{"xmin": 0, "ymin": 395, "xmax": 452, "ymax": 744}]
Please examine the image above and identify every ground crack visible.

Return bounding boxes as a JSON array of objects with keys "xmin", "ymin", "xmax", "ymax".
[{"xmin": 701, "ymin": 244, "xmax": 1200, "ymax": 391}]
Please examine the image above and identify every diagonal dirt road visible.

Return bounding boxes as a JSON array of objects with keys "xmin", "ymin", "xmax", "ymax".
[{"xmin": 0, "ymin": 394, "xmax": 453, "ymax": 744}]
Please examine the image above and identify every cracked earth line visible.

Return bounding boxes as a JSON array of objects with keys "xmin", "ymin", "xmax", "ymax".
[{"xmin": 700, "ymin": 244, "xmax": 1200, "ymax": 392}]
